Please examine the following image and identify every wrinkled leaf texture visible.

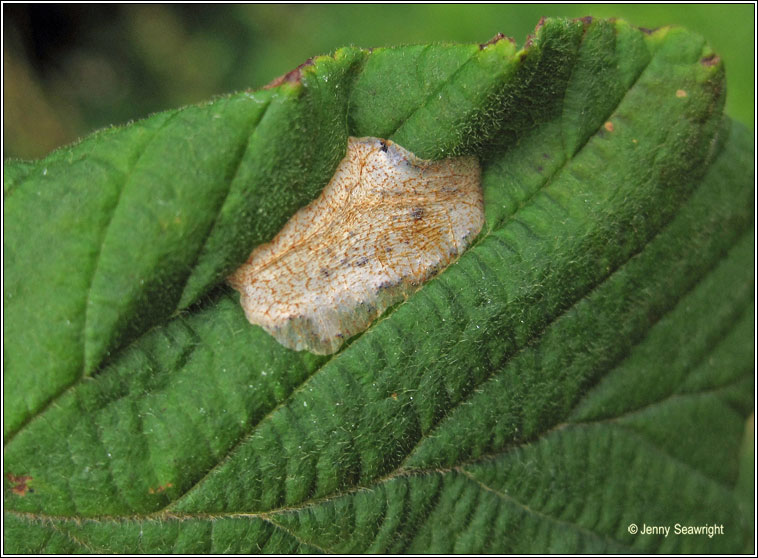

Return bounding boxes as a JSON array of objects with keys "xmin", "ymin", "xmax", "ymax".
[{"xmin": 3, "ymin": 17, "xmax": 754, "ymax": 554}]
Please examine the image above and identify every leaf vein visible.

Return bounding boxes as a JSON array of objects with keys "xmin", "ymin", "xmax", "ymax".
[
  {"xmin": 175, "ymin": 97, "xmax": 273, "ymax": 310},
  {"xmin": 456, "ymin": 468, "xmax": 631, "ymax": 551},
  {"xmin": 261, "ymin": 514, "xmax": 332, "ymax": 554},
  {"xmin": 385, "ymin": 49, "xmax": 479, "ymax": 141}
]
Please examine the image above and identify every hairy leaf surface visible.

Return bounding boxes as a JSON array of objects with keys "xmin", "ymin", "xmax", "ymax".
[{"xmin": 4, "ymin": 18, "xmax": 753, "ymax": 554}]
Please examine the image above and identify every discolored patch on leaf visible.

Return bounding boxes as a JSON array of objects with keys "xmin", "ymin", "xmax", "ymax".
[
  {"xmin": 229, "ymin": 136, "xmax": 483, "ymax": 354},
  {"xmin": 701, "ymin": 53, "xmax": 721, "ymax": 66},
  {"xmin": 264, "ymin": 57, "xmax": 315, "ymax": 89},
  {"xmin": 148, "ymin": 482, "xmax": 174, "ymax": 495},
  {"xmin": 5, "ymin": 473, "xmax": 33, "ymax": 496},
  {"xmin": 479, "ymin": 32, "xmax": 512, "ymax": 50}
]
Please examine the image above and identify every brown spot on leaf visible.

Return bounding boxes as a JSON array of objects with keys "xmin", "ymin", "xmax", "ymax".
[
  {"xmin": 6, "ymin": 473, "xmax": 33, "ymax": 496},
  {"xmin": 604, "ymin": 121, "xmax": 614, "ymax": 132},
  {"xmin": 676, "ymin": 89, "xmax": 688, "ymax": 98},
  {"xmin": 391, "ymin": 392, "xmax": 398, "ymax": 400},
  {"xmin": 700, "ymin": 54, "xmax": 720, "ymax": 67},
  {"xmin": 148, "ymin": 482, "xmax": 174, "ymax": 494},
  {"xmin": 264, "ymin": 58, "xmax": 315, "ymax": 89},
  {"xmin": 479, "ymin": 32, "xmax": 507, "ymax": 50}
]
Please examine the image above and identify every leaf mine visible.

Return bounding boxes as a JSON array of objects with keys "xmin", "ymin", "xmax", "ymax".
[{"xmin": 229, "ymin": 136, "xmax": 484, "ymax": 354}]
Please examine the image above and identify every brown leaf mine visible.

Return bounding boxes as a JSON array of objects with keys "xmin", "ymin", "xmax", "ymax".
[{"xmin": 228, "ymin": 137, "xmax": 484, "ymax": 354}]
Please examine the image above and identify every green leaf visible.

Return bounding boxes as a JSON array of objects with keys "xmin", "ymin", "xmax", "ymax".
[{"xmin": 4, "ymin": 17, "xmax": 753, "ymax": 553}]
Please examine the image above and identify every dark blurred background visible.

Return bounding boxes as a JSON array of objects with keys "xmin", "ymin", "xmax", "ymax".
[{"xmin": 3, "ymin": 4, "xmax": 754, "ymax": 160}]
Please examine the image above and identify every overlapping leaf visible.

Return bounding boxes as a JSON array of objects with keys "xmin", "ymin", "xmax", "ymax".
[{"xmin": 4, "ymin": 18, "xmax": 753, "ymax": 553}]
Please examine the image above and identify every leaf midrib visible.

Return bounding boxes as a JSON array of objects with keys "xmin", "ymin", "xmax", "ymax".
[
  {"xmin": 7, "ymin": 368, "xmax": 745, "ymax": 552},
  {"xmin": 9, "ymin": 378, "xmax": 744, "ymax": 554}
]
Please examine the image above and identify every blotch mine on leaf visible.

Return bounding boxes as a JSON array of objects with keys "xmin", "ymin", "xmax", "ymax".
[{"xmin": 228, "ymin": 136, "xmax": 484, "ymax": 354}]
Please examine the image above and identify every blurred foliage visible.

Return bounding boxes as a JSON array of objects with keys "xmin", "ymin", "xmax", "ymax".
[{"xmin": 3, "ymin": 4, "xmax": 754, "ymax": 160}]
